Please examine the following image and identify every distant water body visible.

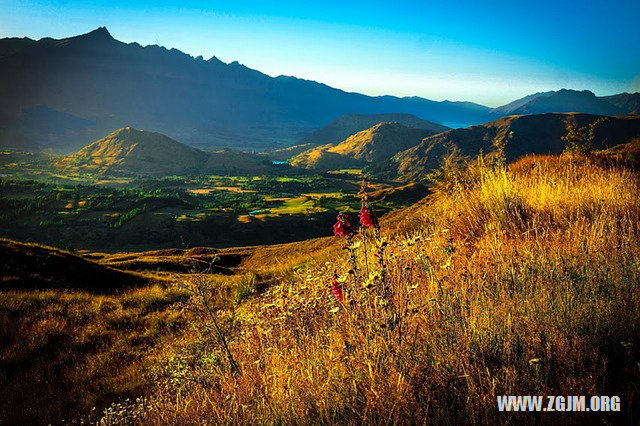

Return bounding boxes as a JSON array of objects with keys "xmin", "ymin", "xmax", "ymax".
[{"xmin": 441, "ymin": 122, "xmax": 473, "ymax": 129}]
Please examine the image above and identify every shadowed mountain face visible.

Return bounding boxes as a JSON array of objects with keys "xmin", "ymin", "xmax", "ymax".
[
  {"xmin": 56, "ymin": 127, "xmax": 287, "ymax": 176},
  {"xmin": 373, "ymin": 113, "xmax": 640, "ymax": 180},
  {"xmin": 0, "ymin": 27, "xmax": 489, "ymax": 152},
  {"xmin": 2, "ymin": 28, "xmax": 638, "ymax": 153},
  {"xmin": 291, "ymin": 122, "xmax": 437, "ymax": 171},
  {"xmin": 491, "ymin": 89, "xmax": 626, "ymax": 116},
  {"xmin": 601, "ymin": 93, "xmax": 640, "ymax": 114}
]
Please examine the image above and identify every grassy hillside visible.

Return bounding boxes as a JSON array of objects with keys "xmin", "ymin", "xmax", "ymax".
[
  {"xmin": 0, "ymin": 240, "xmax": 189, "ymax": 424},
  {"xmin": 0, "ymin": 238, "xmax": 148, "ymax": 291},
  {"xmin": 596, "ymin": 137, "xmax": 640, "ymax": 166},
  {"xmin": 2, "ymin": 151, "xmax": 640, "ymax": 423},
  {"xmin": 291, "ymin": 122, "xmax": 437, "ymax": 171},
  {"xmin": 55, "ymin": 127, "xmax": 206, "ymax": 176},
  {"xmin": 55, "ymin": 127, "xmax": 287, "ymax": 176},
  {"xmin": 0, "ymin": 237, "xmax": 339, "ymax": 424},
  {"xmin": 300, "ymin": 113, "xmax": 449, "ymax": 146},
  {"xmin": 264, "ymin": 143, "xmax": 317, "ymax": 161},
  {"xmin": 144, "ymin": 153, "xmax": 640, "ymax": 423},
  {"xmin": 375, "ymin": 113, "xmax": 640, "ymax": 180}
]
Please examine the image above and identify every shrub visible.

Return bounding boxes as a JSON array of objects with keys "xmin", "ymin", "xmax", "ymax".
[{"xmin": 232, "ymin": 272, "xmax": 257, "ymax": 304}]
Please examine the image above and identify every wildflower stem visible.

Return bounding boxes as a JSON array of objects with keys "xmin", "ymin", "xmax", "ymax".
[{"xmin": 361, "ymin": 226, "xmax": 370, "ymax": 277}]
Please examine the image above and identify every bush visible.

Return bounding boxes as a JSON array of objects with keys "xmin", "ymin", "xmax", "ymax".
[{"xmin": 232, "ymin": 272, "xmax": 258, "ymax": 304}]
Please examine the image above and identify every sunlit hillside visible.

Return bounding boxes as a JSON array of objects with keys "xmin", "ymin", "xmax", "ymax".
[
  {"xmin": 3, "ymin": 150, "xmax": 639, "ymax": 423},
  {"xmin": 55, "ymin": 127, "xmax": 288, "ymax": 176},
  {"xmin": 300, "ymin": 113, "xmax": 449, "ymax": 145},
  {"xmin": 376, "ymin": 113, "xmax": 640, "ymax": 180},
  {"xmin": 139, "ymin": 153, "xmax": 640, "ymax": 424},
  {"xmin": 291, "ymin": 122, "xmax": 436, "ymax": 171}
]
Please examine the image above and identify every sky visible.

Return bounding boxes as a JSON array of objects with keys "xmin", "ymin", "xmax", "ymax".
[{"xmin": 1, "ymin": 0, "xmax": 639, "ymax": 107}]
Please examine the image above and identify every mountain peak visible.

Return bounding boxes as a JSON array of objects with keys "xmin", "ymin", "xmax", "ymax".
[
  {"xmin": 492, "ymin": 88, "xmax": 621, "ymax": 116},
  {"xmin": 555, "ymin": 88, "xmax": 596, "ymax": 96},
  {"xmin": 86, "ymin": 26, "xmax": 112, "ymax": 39},
  {"xmin": 67, "ymin": 27, "xmax": 114, "ymax": 43}
]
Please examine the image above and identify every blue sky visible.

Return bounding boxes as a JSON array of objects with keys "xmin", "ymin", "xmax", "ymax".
[{"xmin": 2, "ymin": 0, "xmax": 639, "ymax": 106}]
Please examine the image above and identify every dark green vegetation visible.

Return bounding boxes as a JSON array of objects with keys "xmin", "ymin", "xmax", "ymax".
[{"xmin": 0, "ymin": 152, "xmax": 424, "ymax": 251}]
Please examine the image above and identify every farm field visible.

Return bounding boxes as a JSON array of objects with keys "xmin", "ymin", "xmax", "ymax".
[{"xmin": 0, "ymin": 151, "xmax": 424, "ymax": 251}]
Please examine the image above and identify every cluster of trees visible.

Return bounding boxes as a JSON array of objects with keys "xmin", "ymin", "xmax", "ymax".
[{"xmin": 240, "ymin": 176, "xmax": 333, "ymax": 192}]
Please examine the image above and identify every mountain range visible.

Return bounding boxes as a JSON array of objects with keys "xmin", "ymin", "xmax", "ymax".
[
  {"xmin": 1, "ymin": 27, "xmax": 638, "ymax": 153},
  {"xmin": 0, "ymin": 27, "xmax": 487, "ymax": 152},
  {"xmin": 490, "ymin": 89, "xmax": 625, "ymax": 116}
]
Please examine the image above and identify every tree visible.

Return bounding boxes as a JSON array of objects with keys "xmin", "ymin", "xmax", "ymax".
[
  {"xmin": 492, "ymin": 130, "xmax": 514, "ymax": 168},
  {"xmin": 562, "ymin": 117, "xmax": 609, "ymax": 156},
  {"xmin": 177, "ymin": 262, "xmax": 241, "ymax": 376}
]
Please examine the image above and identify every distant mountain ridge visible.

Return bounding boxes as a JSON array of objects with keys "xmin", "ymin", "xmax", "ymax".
[
  {"xmin": 0, "ymin": 27, "xmax": 487, "ymax": 152},
  {"xmin": 491, "ymin": 89, "xmax": 624, "ymax": 116},
  {"xmin": 1, "ymin": 28, "xmax": 638, "ymax": 153},
  {"xmin": 56, "ymin": 127, "xmax": 287, "ymax": 176},
  {"xmin": 601, "ymin": 93, "xmax": 640, "ymax": 114},
  {"xmin": 373, "ymin": 113, "xmax": 640, "ymax": 180}
]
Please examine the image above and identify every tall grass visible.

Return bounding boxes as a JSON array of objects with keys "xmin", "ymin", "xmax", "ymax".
[
  {"xmin": 0, "ymin": 285, "xmax": 189, "ymax": 424},
  {"xmin": 140, "ymin": 154, "xmax": 640, "ymax": 423}
]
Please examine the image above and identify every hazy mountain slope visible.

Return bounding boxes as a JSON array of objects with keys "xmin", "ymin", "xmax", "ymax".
[
  {"xmin": 376, "ymin": 113, "xmax": 640, "ymax": 179},
  {"xmin": 300, "ymin": 113, "xmax": 449, "ymax": 145},
  {"xmin": 491, "ymin": 89, "xmax": 623, "ymax": 116},
  {"xmin": 291, "ymin": 122, "xmax": 436, "ymax": 171},
  {"xmin": 601, "ymin": 92, "xmax": 640, "ymax": 114},
  {"xmin": 0, "ymin": 28, "xmax": 487, "ymax": 152},
  {"xmin": 264, "ymin": 143, "xmax": 318, "ymax": 161},
  {"xmin": 56, "ymin": 127, "xmax": 285, "ymax": 176}
]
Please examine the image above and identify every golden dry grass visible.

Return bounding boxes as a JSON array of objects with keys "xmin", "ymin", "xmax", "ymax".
[
  {"xmin": 142, "ymin": 154, "xmax": 640, "ymax": 424},
  {"xmin": 0, "ymin": 285, "xmax": 189, "ymax": 424},
  {"xmin": 3, "ymin": 153, "xmax": 640, "ymax": 424}
]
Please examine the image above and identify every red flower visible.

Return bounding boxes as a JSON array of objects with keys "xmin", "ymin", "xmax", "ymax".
[
  {"xmin": 331, "ymin": 278, "xmax": 344, "ymax": 302},
  {"xmin": 359, "ymin": 205, "xmax": 376, "ymax": 228},
  {"xmin": 333, "ymin": 213, "xmax": 351, "ymax": 237}
]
